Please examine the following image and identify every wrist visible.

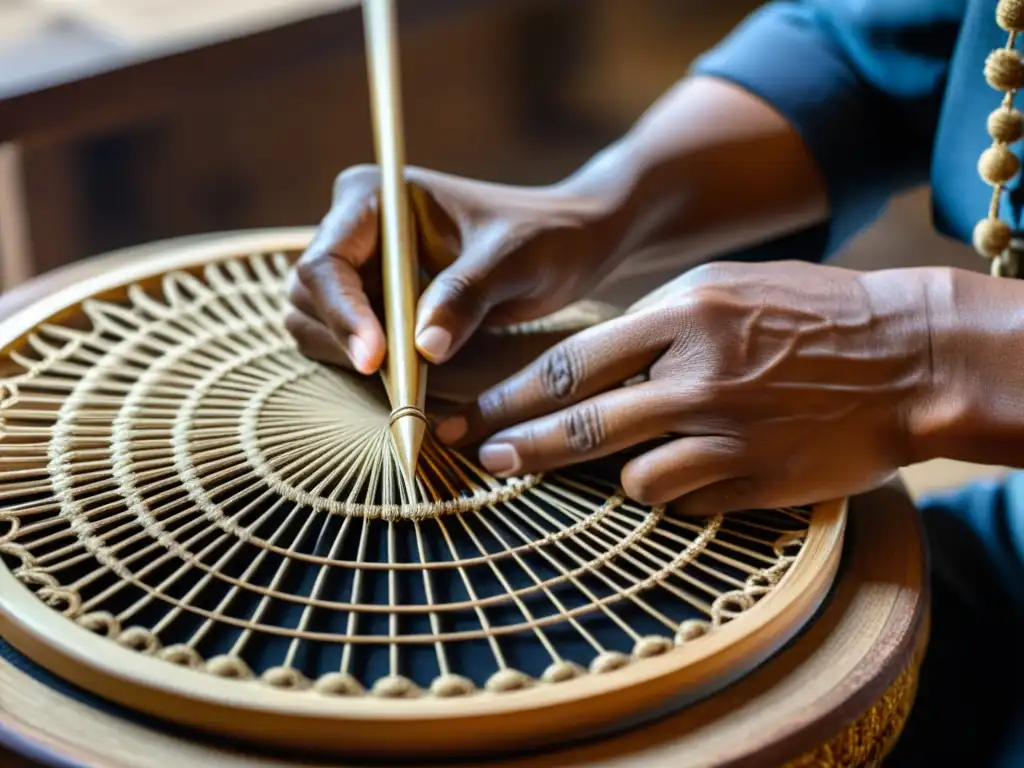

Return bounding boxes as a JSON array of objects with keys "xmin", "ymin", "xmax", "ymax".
[
  {"xmin": 557, "ymin": 76, "xmax": 831, "ymax": 278},
  {"xmin": 888, "ymin": 266, "xmax": 955, "ymax": 465},
  {"xmin": 906, "ymin": 266, "xmax": 1024, "ymax": 467},
  {"xmin": 852, "ymin": 268, "xmax": 944, "ymax": 466},
  {"xmin": 554, "ymin": 137, "xmax": 650, "ymax": 273}
]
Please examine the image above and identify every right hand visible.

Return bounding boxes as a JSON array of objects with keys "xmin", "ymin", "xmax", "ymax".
[{"xmin": 285, "ymin": 164, "xmax": 620, "ymax": 374}]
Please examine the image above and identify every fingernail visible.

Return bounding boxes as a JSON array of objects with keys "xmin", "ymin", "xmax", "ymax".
[
  {"xmin": 416, "ymin": 326, "xmax": 451, "ymax": 361},
  {"xmin": 348, "ymin": 335, "xmax": 369, "ymax": 371},
  {"xmin": 434, "ymin": 416, "xmax": 467, "ymax": 445},
  {"xmin": 479, "ymin": 442, "xmax": 520, "ymax": 476}
]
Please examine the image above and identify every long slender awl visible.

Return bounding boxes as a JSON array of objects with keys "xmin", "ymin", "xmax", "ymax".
[{"xmin": 362, "ymin": 0, "xmax": 426, "ymax": 490}]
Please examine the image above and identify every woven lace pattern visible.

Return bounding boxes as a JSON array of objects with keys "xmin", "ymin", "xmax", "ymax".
[{"xmin": 0, "ymin": 251, "xmax": 816, "ymax": 698}]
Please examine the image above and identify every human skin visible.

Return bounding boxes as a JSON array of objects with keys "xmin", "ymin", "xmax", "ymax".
[
  {"xmin": 434, "ymin": 260, "xmax": 968, "ymax": 516},
  {"xmin": 286, "ymin": 75, "xmax": 1024, "ymax": 513},
  {"xmin": 286, "ymin": 76, "xmax": 827, "ymax": 371}
]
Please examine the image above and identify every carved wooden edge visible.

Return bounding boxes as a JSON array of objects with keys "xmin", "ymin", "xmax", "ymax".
[
  {"xmin": 0, "ymin": 483, "xmax": 925, "ymax": 768},
  {"xmin": 0, "ymin": 498, "xmax": 843, "ymax": 758}
]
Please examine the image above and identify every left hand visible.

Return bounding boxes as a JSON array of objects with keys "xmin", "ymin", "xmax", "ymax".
[
  {"xmin": 432, "ymin": 261, "xmax": 937, "ymax": 516},
  {"xmin": 424, "ymin": 301, "xmax": 619, "ymax": 406}
]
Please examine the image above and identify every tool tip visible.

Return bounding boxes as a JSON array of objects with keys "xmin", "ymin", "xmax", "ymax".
[{"xmin": 391, "ymin": 414, "xmax": 425, "ymax": 492}]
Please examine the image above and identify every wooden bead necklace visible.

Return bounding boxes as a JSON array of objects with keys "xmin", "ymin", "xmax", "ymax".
[{"xmin": 976, "ymin": 0, "xmax": 1024, "ymax": 276}]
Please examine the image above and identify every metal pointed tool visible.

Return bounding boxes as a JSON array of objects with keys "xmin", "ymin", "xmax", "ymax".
[{"xmin": 362, "ymin": 0, "xmax": 426, "ymax": 492}]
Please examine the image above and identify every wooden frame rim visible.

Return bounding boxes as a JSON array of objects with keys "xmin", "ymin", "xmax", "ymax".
[
  {"xmin": 0, "ymin": 490, "xmax": 925, "ymax": 768},
  {"xmin": 0, "ymin": 229, "xmax": 848, "ymax": 758}
]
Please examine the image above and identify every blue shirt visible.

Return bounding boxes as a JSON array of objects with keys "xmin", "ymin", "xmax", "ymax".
[
  {"xmin": 691, "ymin": 0, "xmax": 1005, "ymax": 261},
  {"xmin": 691, "ymin": 0, "xmax": 1024, "ymax": 632},
  {"xmin": 695, "ymin": 13, "xmax": 1024, "ymax": 762}
]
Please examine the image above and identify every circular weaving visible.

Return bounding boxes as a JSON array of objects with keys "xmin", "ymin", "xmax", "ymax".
[{"xmin": 0, "ymin": 231, "xmax": 846, "ymax": 759}]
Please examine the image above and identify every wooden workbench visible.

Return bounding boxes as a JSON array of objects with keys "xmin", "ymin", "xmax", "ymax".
[
  {"xmin": 0, "ymin": 0, "xmax": 508, "ymax": 145},
  {"xmin": 0, "ymin": 0, "xmax": 508, "ymax": 290}
]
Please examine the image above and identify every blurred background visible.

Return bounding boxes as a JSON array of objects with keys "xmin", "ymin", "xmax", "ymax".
[
  {"xmin": 0, "ymin": 0, "xmax": 1008, "ymax": 492},
  {"xmin": 3, "ymin": 0, "xmax": 981, "ymax": 272}
]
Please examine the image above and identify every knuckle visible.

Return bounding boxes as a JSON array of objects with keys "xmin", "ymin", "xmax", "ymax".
[
  {"xmin": 716, "ymin": 476, "xmax": 756, "ymax": 509},
  {"xmin": 678, "ymin": 284, "xmax": 722, "ymax": 318},
  {"xmin": 333, "ymin": 164, "xmax": 380, "ymax": 200},
  {"xmin": 477, "ymin": 383, "xmax": 512, "ymax": 425},
  {"xmin": 283, "ymin": 311, "xmax": 309, "ymax": 343},
  {"xmin": 656, "ymin": 303, "xmax": 696, "ymax": 335},
  {"xmin": 684, "ymin": 261, "xmax": 736, "ymax": 287},
  {"xmin": 562, "ymin": 403, "xmax": 606, "ymax": 455},
  {"xmin": 621, "ymin": 470, "xmax": 659, "ymax": 506},
  {"xmin": 539, "ymin": 343, "xmax": 585, "ymax": 401},
  {"xmin": 294, "ymin": 256, "xmax": 321, "ymax": 287},
  {"xmin": 657, "ymin": 293, "xmax": 721, "ymax": 365},
  {"xmin": 705, "ymin": 434, "xmax": 746, "ymax": 458},
  {"xmin": 433, "ymin": 271, "xmax": 482, "ymax": 311}
]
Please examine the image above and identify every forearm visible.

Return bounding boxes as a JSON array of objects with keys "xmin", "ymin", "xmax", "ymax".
[
  {"xmin": 912, "ymin": 267, "xmax": 1024, "ymax": 468},
  {"xmin": 559, "ymin": 75, "xmax": 829, "ymax": 270},
  {"xmin": 556, "ymin": 0, "xmax": 962, "ymax": 276}
]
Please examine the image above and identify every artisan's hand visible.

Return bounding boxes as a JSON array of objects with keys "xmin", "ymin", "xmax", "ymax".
[
  {"xmin": 286, "ymin": 165, "xmax": 621, "ymax": 374},
  {"xmin": 434, "ymin": 261, "xmax": 939, "ymax": 515}
]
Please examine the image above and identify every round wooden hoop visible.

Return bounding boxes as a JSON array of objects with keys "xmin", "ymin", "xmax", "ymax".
[
  {"xmin": 0, "ymin": 231, "xmax": 924, "ymax": 767},
  {"xmin": 0, "ymin": 486, "xmax": 926, "ymax": 768}
]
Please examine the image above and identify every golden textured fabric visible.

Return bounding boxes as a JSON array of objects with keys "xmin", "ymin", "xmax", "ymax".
[{"xmin": 785, "ymin": 617, "xmax": 929, "ymax": 768}]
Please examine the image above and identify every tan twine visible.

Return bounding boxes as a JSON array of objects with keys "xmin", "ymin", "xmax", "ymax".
[
  {"xmin": 0, "ymin": 250, "xmax": 816, "ymax": 701},
  {"xmin": 975, "ymin": 0, "xmax": 1024, "ymax": 275}
]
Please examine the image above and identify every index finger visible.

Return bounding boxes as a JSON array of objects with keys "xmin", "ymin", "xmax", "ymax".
[{"xmin": 433, "ymin": 311, "xmax": 674, "ymax": 447}]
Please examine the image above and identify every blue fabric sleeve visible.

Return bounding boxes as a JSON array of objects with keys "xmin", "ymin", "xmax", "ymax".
[{"xmin": 691, "ymin": 0, "xmax": 964, "ymax": 262}]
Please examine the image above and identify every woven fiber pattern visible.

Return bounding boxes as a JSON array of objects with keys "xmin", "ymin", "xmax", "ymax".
[{"xmin": 0, "ymin": 250, "xmax": 821, "ymax": 700}]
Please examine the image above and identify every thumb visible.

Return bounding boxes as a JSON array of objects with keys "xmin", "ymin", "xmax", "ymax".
[
  {"xmin": 414, "ymin": 222, "xmax": 530, "ymax": 364},
  {"xmin": 414, "ymin": 263, "xmax": 495, "ymax": 365}
]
